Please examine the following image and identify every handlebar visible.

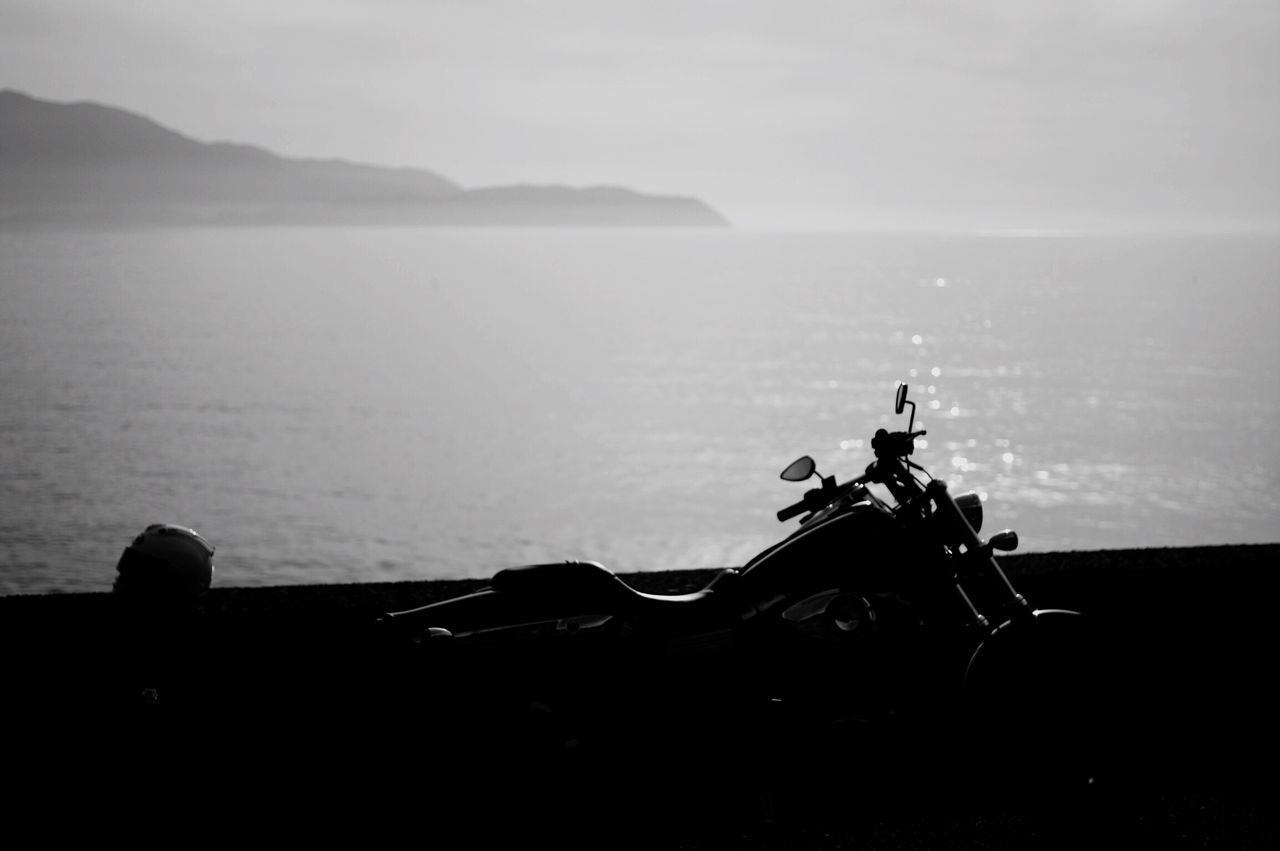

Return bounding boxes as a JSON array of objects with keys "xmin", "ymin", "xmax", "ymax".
[
  {"xmin": 776, "ymin": 427, "xmax": 934, "ymax": 524},
  {"xmin": 776, "ymin": 471, "xmax": 875, "ymax": 522},
  {"xmin": 776, "ymin": 389, "xmax": 938, "ymax": 524},
  {"xmin": 776, "ymin": 500, "xmax": 810, "ymax": 522},
  {"xmin": 871, "ymin": 428, "xmax": 927, "ymax": 460}
]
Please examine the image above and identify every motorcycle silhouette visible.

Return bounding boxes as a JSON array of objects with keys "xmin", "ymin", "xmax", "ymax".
[{"xmin": 379, "ymin": 383, "xmax": 1096, "ymax": 795}]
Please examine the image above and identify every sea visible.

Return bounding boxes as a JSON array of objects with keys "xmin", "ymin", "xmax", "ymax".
[{"xmin": 1, "ymin": 227, "xmax": 1277, "ymax": 594}]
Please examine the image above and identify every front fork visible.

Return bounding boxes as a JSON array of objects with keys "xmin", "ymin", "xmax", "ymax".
[
  {"xmin": 926, "ymin": 480, "xmax": 1092, "ymax": 738},
  {"xmin": 923, "ymin": 479, "xmax": 1033, "ymax": 634}
]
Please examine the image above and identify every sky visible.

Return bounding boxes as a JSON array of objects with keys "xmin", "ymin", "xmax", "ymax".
[{"xmin": 3, "ymin": 0, "xmax": 1278, "ymax": 230}]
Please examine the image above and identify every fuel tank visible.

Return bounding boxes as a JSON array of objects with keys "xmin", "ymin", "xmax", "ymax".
[
  {"xmin": 734, "ymin": 502, "xmax": 941, "ymax": 719},
  {"xmin": 738, "ymin": 501, "xmax": 918, "ymax": 607}
]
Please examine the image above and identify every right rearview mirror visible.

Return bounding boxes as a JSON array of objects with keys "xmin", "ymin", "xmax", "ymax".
[
  {"xmin": 780, "ymin": 456, "xmax": 817, "ymax": 482},
  {"xmin": 895, "ymin": 383, "xmax": 909, "ymax": 414},
  {"xmin": 988, "ymin": 530, "xmax": 1019, "ymax": 552}
]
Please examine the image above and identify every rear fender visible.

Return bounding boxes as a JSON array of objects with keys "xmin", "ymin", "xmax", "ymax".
[
  {"xmin": 380, "ymin": 588, "xmax": 502, "ymax": 634},
  {"xmin": 381, "ymin": 588, "xmax": 620, "ymax": 644}
]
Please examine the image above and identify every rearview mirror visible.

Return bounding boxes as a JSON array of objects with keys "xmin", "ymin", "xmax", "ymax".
[
  {"xmin": 987, "ymin": 530, "xmax": 1019, "ymax": 552},
  {"xmin": 895, "ymin": 383, "xmax": 909, "ymax": 414},
  {"xmin": 780, "ymin": 456, "xmax": 817, "ymax": 482}
]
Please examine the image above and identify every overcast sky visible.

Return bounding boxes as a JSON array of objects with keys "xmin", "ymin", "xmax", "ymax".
[{"xmin": 3, "ymin": 0, "xmax": 1277, "ymax": 229}]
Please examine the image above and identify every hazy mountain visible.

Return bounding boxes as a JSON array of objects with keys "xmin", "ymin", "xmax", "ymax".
[{"xmin": 0, "ymin": 90, "xmax": 728, "ymax": 227}]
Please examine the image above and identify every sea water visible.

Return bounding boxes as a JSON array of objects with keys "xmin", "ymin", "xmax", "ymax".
[{"xmin": 1, "ymin": 227, "xmax": 1277, "ymax": 593}]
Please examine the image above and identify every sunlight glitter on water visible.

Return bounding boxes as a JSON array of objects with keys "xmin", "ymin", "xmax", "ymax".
[{"xmin": 2, "ymin": 229, "xmax": 1277, "ymax": 592}]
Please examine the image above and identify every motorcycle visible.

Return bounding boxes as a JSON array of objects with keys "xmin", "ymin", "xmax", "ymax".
[{"xmin": 377, "ymin": 383, "xmax": 1095, "ymax": 797}]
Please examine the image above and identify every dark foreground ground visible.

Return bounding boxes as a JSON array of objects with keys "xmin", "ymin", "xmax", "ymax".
[{"xmin": 3, "ymin": 544, "xmax": 1277, "ymax": 848}]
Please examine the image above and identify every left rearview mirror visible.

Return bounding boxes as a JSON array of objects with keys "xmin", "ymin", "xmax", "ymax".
[{"xmin": 780, "ymin": 456, "xmax": 817, "ymax": 482}]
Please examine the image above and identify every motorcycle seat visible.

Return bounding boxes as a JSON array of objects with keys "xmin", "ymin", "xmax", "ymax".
[
  {"xmin": 631, "ymin": 569, "xmax": 740, "ymax": 617},
  {"xmin": 490, "ymin": 561, "xmax": 737, "ymax": 616}
]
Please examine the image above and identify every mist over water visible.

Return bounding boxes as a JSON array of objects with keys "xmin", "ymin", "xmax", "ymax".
[{"xmin": 1, "ymin": 227, "xmax": 1277, "ymax": 594}]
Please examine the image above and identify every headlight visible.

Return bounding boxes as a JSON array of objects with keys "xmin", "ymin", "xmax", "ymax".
[{"xmin": 954, "ymin": 491, "xmax": 984, "ymax": 535}]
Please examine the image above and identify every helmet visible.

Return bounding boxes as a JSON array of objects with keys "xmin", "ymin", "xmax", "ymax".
[{"xmin": 114, "ymin": 524, "xmax": 215, "ymax": 601}]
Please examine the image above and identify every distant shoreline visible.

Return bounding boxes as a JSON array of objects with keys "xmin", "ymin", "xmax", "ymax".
[
  {"xmin": 1, "ymin": 89, "xmax": 732, "ymax": 228},
  {"xmin": 0, "ymin": 200, "xmax": 731, "ymax": 229},
  {"xmin": 8, "ymin": 213, "xmax": 1279, "ymax": 237}
]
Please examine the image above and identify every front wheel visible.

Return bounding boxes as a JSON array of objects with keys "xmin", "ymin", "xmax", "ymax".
[{"xmin": 962, "ymin": 610, "xmax": 1108, "ymax": 810}]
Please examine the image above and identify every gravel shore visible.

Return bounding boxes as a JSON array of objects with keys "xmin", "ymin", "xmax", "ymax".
[{"xmin": 4, "ymin": 544, "xmax": 1276, "ymax": 848}]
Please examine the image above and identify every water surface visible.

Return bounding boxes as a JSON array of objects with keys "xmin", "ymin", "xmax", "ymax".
[{"xmin": 1, "ymin": 228, "xmax": 1277, "ymax": 593}]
